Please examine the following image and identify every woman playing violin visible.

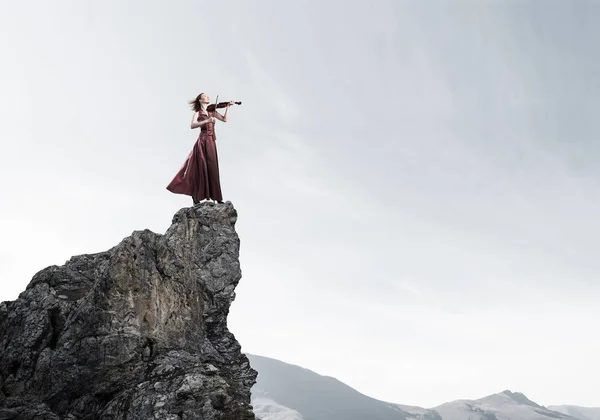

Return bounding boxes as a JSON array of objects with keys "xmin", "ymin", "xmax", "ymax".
[{"xmin": 167, "ymin": 93, "xmax": 235, "ymax": 204}]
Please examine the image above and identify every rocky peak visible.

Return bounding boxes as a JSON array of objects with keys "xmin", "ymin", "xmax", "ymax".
[
  {"xmin": 0, "ymin": 202, "xmax": 257, "ymax": 419},
  {"xmin": 500, "ymin": 390, "xmax": 542, "ymax": 408}
]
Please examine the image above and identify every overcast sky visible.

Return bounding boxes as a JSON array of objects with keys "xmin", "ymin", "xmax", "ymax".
[{"xmin": 1, "ymin": 0, "xmax": 600, "ymax": 409}]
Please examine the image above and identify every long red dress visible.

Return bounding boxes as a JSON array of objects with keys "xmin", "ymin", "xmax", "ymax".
[{"xmin": 166, "ymin": 112, "xmax": 223, "ymax": 202}]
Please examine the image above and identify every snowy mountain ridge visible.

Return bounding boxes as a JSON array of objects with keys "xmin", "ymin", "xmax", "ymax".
[{"xmin": 249, "ymin": 354, "xmax": 598, "ymax": 420}]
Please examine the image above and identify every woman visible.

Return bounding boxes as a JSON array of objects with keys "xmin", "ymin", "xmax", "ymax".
[{"xmin": 167, "ymin": 93, "xmax": 233, "ymax": 204}]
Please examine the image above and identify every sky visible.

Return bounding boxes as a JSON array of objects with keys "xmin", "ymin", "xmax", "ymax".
[{"xmin": 1, "ymin": 0, "xmax": 600, "ymax": 409}]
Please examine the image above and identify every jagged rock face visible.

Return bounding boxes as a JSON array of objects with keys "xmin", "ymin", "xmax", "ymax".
[{"xmin": 0, "ymin": 202, "xmax": 257, "ymax": 420}]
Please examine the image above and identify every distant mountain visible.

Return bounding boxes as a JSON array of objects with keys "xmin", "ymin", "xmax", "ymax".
[
  {"xmin": 248, "ymin": 354, "xmax": 599, "ymax": 420},
  {"xmin": 548, "ymin": 406, "xmax": 600, "ymax": 420},
  {"xmin": 247, "ymin": 354, "xmax": 411, "ymax": 420},
  {"xmin": 428, "ymin": 390, "xmax": 576, "ymax": 420}
]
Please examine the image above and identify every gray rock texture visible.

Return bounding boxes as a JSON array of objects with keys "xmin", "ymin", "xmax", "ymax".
[{"xmin": 0, "ymin": 202, "xmax": 257, "ymax": 420}]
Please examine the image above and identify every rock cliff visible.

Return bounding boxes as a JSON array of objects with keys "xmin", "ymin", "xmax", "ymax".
[{"xmin": 0, "ymin": 202, "xmax": 257, "ymax": 420}]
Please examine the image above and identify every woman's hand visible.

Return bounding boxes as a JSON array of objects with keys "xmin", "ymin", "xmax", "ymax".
[
  {"xmin": 209, "ymin": 116, "xmax": 216, "ymax": 123},
  {"xmin": 227, "ymin": 101, "xmax": 235, "ymax": 107}
]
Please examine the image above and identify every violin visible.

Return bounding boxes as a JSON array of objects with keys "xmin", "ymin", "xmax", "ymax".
[{"xmin": 207, "ymin": 101, "xmax": 242, "ymax": 112}]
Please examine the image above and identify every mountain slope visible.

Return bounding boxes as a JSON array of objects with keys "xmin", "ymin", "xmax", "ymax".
[
  {"xmin": 548, "ymin": 406, "xmax": 600, "ymax": 420},
  {"xmin": 252, "ymin": 397, "xmax": 304, "ymax": 420},
  {"xmin": 248, "ymin": 354, "xmax": 410, "ymax": 420}
]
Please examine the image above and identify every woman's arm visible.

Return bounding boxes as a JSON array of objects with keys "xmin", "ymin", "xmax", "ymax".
[
  {"xmin": 214, "ymin": 102, "xmax": 233, "ymax": 122},
  {"xmin": 213, "ymin": 111, "xmax": 226, "ymax": 123},
  {"xmin": 191, "ymin": 112, "xmax": 202, "ymax": 129}
]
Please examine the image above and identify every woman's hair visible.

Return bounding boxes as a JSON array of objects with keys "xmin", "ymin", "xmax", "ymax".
[{"xmin": 188, "ymin": 93, "xmax": 204, "ymax": 112}]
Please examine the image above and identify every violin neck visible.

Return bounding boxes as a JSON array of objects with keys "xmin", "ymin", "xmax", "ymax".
[{"xmin": 207, "ymin": 101, "xmax": 241, "ymax": 111}]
